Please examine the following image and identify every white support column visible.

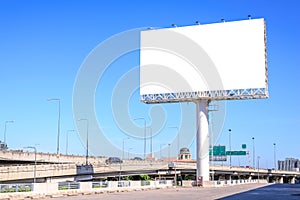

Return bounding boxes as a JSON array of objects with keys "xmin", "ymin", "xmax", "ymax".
[
  {"xmin": 279, "ymin": 176, "xmax": 284, "ymax": 184},
  {"xmin": 196, "ymin": 100, "xmax": 210, "ymax": 182},
  {"xmin": 291, "ymin": 176, "xmax": 295, "ymax": 184}
]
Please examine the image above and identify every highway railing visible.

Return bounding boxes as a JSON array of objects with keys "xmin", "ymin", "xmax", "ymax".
[
  {"xmin": 141, "ymin": 180, "xmax": 151, "ymax": 186},
  {"xmin": 117, "ymin": 181, "xmax": 131, "ymax": 187},
  {"xmin": 0, "ymin": 183, "xmax": 33, "ymax": 193},
  {"xmin": 58, "ymin": 182, "xmax": 80, "ymax": 190},
  {"xmin": 92, "ymin": 181, "xmax": 109, "ymax": 188}
]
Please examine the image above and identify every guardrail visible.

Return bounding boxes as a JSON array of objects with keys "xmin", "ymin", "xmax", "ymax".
[
  {"xmin": 0, "ymin": 183, "xmax": 33, "ymax": 193},
  {"xmin": 6, "ymin": 180, "xmax": 172, "ymax": 195},
  {"xmin": 118, "ymin": 181, "xmax": 131, "ymax": 187},
  {"xmin": 0, "ymin": 179, "xmax": 267, "ymax": 200},
  {"xmin": 92, "ymin": 181, "xmax": 109, "ymax": 188},
  {"xmin": 141, "ymin": 180, "xmax": 151, "ymax": 186},
  {"xmin": 58, "ymin": 182, "xmax": 80, "ymax": 190},
  {"xmin": 159, "ymin": 180, "xmax": 167, "ymax": 184},
  {"xmin": 213, "ymin": 179, "xmax": 267, "ymax": 186}
]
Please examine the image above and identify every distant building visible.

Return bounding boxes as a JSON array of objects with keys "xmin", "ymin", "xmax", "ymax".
[
  {"xmin": 278, "ymin": 158, "xmax": 300, "ymax": 171},
  {"xmin": 0, "ymin": 141, "xmax": 8, "ymax": 150},
  {"xmin": 178, "ymin": 147, "xmax": 192, "ymax": 160}
]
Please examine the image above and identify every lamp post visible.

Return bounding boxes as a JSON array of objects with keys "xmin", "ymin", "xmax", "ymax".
[
  {"xmin": 66, "ymin": 130, "xmax": 75, "ymax": 155},
  {"xmin": 252, "ymin": 137, "xmax": 255, "ymax": 168},
  {"xmin": 133, "ymin": 118, "xmax": 146, "ymax": 159},
  {"xmin": 128, "ymin": 148, "xmax": 132, "ymax": 160},
  {"xmin": 169, "ymin": 126, "xmax": 180, "ymax": 156},
  {"xmin": 273, "ymin": 143, "xmax": 276, "ymax": 170},
  {"xmin": 78, "ymin": 119, "xmax": 89, "ymax": 165},
  {"xmin": 24, "ymin": 146, "xmax": 37, "ymax": 183},
  {"xmin": 122, "ymin": 137, "xmax": 130, "ymax": 160},
  {"xmin": 257, "ymin": 156, "xmax": 260, "ymax": 182},
  {"xmin": 228, "ymin": 129, "xmax": 232, "ymax": 168},
  {"xmin": 160, "ymin": 144, "xmax": 165, "ymax": 159},
  {"xmin": 4, "ymin": 120, "xmax": 14, "ymax": 145},
  {"xmin": 168, "ymin": 143, "xmax": 171, "ymax": 162},
  {"xmin": 148, "ymin": 127, "xmax": 153, "ymax": 158},
  {"xmin": 47, "ymin": 98, "xmax": 60, "ymax": 155}
]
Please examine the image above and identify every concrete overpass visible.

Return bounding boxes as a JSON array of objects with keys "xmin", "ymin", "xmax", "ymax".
[
  {"xmin": 0, "ymin": 149, "xmax": 104, "ymax": 165},
  {"xmin": 1, "ymin": 150, "xmax": 300, "ymax": 184},
  {"xmin": 1, "ymin": 160, "xmax": 300, "ymax": 184}
]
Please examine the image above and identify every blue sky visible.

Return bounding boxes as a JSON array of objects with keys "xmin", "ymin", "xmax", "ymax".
[{"xmin": 0, "ymin": 0, "xmax": 299, "ymax": 168}]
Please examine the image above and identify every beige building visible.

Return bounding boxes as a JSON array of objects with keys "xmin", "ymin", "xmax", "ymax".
[{"xmin": 178, "ymin": 147, "xmax": 192, "ymax": 160}]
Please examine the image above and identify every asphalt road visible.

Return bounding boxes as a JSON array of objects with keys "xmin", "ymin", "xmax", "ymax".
[
  {"xmin": 46, "ymin": 183, "xmax": 300, "ymax": 200},
  {"xmin": 219, "ymin": 184, "xmax": 300, "ymax": 200}
]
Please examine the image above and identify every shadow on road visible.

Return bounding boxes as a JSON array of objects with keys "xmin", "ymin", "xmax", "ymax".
[{"xmin": 217, "ymin": 184, "xmax": 300, "ymax": 200}]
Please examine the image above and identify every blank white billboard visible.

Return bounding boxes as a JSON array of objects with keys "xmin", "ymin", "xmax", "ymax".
[{"xmin": 140, "ymin": 18, "xmax": 268, "ymax": 103}]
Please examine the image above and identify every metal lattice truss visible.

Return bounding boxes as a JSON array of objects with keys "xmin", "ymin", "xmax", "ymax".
[{"xmin": 141, "ymin": 88, "xmax": 268, "ymax": 104}]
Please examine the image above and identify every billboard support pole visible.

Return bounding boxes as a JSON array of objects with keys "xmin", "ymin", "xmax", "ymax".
[{"xmin": 196, "ymin": 100, "xmax": 210, "ymax": 182}]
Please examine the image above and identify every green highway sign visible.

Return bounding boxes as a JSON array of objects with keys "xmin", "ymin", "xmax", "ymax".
[
  {"xmin": 242, "ymin": 144, "xmax": 247, "ymax": 149},
  {"xmin": 226, "ymin": 151, "xmax": 247, "ymax": 156},
  {"xmin": 209, "ymin": 145, "xmax": 226, "ymax": 156}
]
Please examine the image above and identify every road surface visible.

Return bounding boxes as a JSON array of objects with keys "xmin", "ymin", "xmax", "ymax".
[{"xmin": 45, "ymin": 183, "xmax": 300, "ymax": 200}]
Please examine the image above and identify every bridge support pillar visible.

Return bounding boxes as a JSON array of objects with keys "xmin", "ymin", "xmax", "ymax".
[
  {"xmin": 291, "ymin": 176, "xmax": 295, "ymax": 184},
  {"xmin": 279, "ymin": 176, "xmax": 284, "ymax": 184},
  {"xmin": 248, "ymin": 175, "xmax": 252, "ymax": 181}
]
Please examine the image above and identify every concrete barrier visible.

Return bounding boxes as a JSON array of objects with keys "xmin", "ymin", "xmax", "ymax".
[
  {"xmin": 33, "ymin": 182, "xmax": 57, "ymax": 193},
  {"xmin": 181, "ymin": 180, "xmax": 194, "ymax": 187},
  {"xmin": 0, "ymin": 179, "xmax": 267, "ymax": 200},
  {"xmin": 211, "ymin": 179, "xmax": 268, "ymax": 187}
]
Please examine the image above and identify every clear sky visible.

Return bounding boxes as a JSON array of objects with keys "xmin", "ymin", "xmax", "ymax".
[{"xmin": 0, "ymin": 0, "xmax": 299, "ymax": 169}]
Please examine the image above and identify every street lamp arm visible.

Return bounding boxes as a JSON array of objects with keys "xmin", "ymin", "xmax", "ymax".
[
  {"xmin": 78, "ymin": 119, "xmax": 89, "ymax": 165},
  {"xmin": 133, "ymin": 118, "xmax": 147, "ymax": 159},
  {"xmin": 169, "ymin": 126, "xmax": 180, "ymax": 154},
  {"xmin": 23, "ymin": 146, "xmax": 37, "ymax": 183},
  {"xmin": 4, "ymin": 120, "xmax": 14, "ymax": 145},
  {"xmin": 66, "ymin": 130, "xmax": 76, "ymax": 155},
  {"xmin": 47, "ymin": 98, "xmax": 61, "ymax": 155},
  {"xmin": 47, "ymin": 98, "xmax": 60, "ymax": 101}
]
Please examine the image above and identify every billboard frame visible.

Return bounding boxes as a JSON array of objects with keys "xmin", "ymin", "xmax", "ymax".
[
  {"xmin": 140, "ymin": 19, "xmax": 268, "ymax": 104},
  {"xmin": 139, "ymin": 18, "xmax": 269, "ymax": 182},
  {"xmin": 141, "ymin": 87, "xmax": 268, "ymax": 104}
]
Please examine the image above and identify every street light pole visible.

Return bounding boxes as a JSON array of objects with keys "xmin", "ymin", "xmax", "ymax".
[
  {"xmin": 78, "ymin": 119, "xmax": 89, "ymax": 165},
  {"xmin": 228, "ymin": 129, "xmax": 232, "ymax": 168},
  {"xmin": 66, "ymin": 130, "xmax": 75, "ymax": 155},
  {"xmin": 160, "ymin": 144, "xmax": 165, "ymax": 159},
  {"xmin": 252, "ymin": 137, "xmax": 255, "ymax": 168},
  {"xmin": 169, "ymin": 126, "xmax": 180, "ymax": 156},
  {"xmin": 128, "ymin": 148, "xmax": 132, "ymax": 160},
  {"xmin": 24, "ymin": 146, "xmax": 37, "ymax": 183},
  {"xmin": 148, "ymin": 127, "xmax": 153, "ymax": 158},
  {"xmin": 122, "ymin": 137, "xmax": 130, "ymax": 160},
  {"xmin": 273, "ymin": 143, "xmax": 276, "ymax": 170},
  {"xmin": 133, "ymin": 118, "xmax": 146, "ymax": 159},
  {"xmin": 4, "ymin": 120, "xmax": 14, "ymax": 145},
  {"xmin": 257, "ymin": 156, "xmax": 260, "ymax": 182},
  {"xmin": 47, "ymin": 98, "xmax": 60, "ymax": 155},
  {"xmin": 168, "ymin": 143, "xmax": 171, "ymax": 162}
]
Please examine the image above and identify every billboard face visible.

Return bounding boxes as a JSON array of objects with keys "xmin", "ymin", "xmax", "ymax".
[{"xmin": 140, "ymin": 19, "xmax": 268, "ymax": 103}]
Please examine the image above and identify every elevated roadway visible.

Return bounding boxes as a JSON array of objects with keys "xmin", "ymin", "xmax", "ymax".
[
  {"xmin": 1, "ymin": 160, "xmax": 300, "ymax": 184},
  {"xmin": 1, "ymin": 150, "xmax": 299, "ymax": 184},
  {"xmin": 0, "ymin": 150, "xmax": 104, "ymax": 164}
]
